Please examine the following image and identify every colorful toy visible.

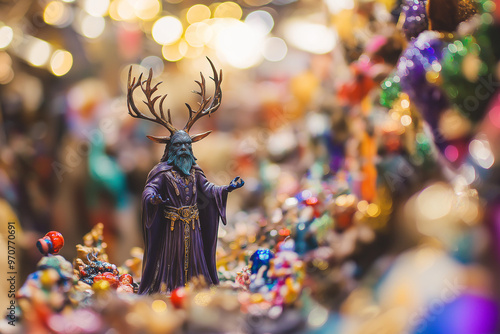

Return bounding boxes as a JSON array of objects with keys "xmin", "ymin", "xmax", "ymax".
[{"xmin": 36, "ymin": 231, "xmax": 64, "ymax": 255}]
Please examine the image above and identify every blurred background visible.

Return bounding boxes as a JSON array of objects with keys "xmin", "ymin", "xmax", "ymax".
[
  {"xmin": 1, "ymin": 0, "xmax": 500, "ymax": 333},
  {"xmin": 0, "ymin": 0, "xmax": 393, "ymax": 271}
]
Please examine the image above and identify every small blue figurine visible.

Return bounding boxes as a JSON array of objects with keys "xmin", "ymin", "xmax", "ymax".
[
  {"xmin": 249, "ymin": 249, "xmax": 274, "ymax": 279},
  {"xmin": 127, "ymin": 58, "xmax": 244, "ymax": 294}
]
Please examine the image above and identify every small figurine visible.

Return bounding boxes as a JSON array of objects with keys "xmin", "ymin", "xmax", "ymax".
[
  {"xmin": 36, "ymin": 231, "xmax": 64, "ymax": 255},
  {"xmin": 127, "ymin": 57, "xmax": 244, "ymax": 294}
]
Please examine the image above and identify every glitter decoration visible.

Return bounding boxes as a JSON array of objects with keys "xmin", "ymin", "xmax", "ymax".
[
  {"xmin": 397, "ymin": 31, "xmax": 448, "ymax": 129},
  {"xmin": 401, "ymin": 0, "xmax": 429, "ymax": 40},
  {"xmin": 380, "ymin": 72, "xmax": 402, "ymax": 108}
]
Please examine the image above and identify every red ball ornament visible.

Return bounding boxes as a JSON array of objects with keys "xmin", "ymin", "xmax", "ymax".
[
  {"xmin": 170, "ymin": 287, "xmax": 186, "ymax": 309},
  {"xmin": 36, "ymin": 231, "xmax": 64, "ymax": 255}
]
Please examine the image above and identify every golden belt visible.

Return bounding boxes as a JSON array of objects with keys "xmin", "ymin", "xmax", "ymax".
[{"xmin": 164, "ymin": 205, "xmax": 199, "ymax": 231}]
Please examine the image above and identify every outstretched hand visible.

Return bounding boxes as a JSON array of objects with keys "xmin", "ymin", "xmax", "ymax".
[
  {"xmin": 227, "ymin": 176, "xmax": 245, "ymax": 192},
  {"xmin": 149, "ymin": 193, "xmax": 168, "ymax": 205}
]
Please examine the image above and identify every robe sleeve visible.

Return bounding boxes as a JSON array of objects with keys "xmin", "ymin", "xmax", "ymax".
[
  {"xmin": 196, "ymin": 170, "xmax": 229, "ymax": 225},
  {"xmin": 139, "ymin": 172, "xmax": 167, "ymax": 294},
  {"xmin": 141, "ymin": 173, "xmax": 163, "ymax": 229},
  {"xmin": 196, "ymin": 170, "xmax": 229, "ymax": 284}
]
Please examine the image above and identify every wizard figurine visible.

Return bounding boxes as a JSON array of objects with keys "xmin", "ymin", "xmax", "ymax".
[{"xmin": 127, "ymin": 58, "xmax": 244, "ymax": 294}]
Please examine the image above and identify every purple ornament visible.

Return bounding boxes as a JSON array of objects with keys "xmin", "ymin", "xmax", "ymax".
[
  {"xmin": 402, "ymin": 0, "xmax": 429, "ymax": 40},
  {"xmin": 412, "ymin": 294, "xmax": 499, "ymax": 334},
  {"xmin": 397, "ymin": 31, "xmax": 448, "ymax": 129}
]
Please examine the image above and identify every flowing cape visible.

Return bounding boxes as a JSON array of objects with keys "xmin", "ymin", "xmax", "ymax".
[{"xmin": 138, "ymin": 162, "xmax": 227, "ymax": 294}]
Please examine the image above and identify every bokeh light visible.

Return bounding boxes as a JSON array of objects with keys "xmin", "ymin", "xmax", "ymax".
[
  {"xmin": 417, "ymin": 183, "xmax": 454, "ymax": 221},
  {"xmin": 185, "ymin": 22, "xmax": 213, "ymax": 48},
  {"xmin": 284, "ymin": 20, "xmax": 337, "ymax": 54},
  {"xmin": 111, "ymin": 0, "xmax": 136, "ymax": 21},
  {"xmin": 444, "ymin": 145, "xmax": 459, "ymax": 163},
  {"xmin": 324, "ymin": 0, "xmax": 355, "ymax": 14},
  {"xmin": 488, "ymin": 104, "xmax": 500, "ymax": 129},
  {"xmin": 84, "ymin": 0, "xmax": 110, "ymax": 17},
  {"xmin": 152, "ymin": 16, "xmax": 183, "ymax": 45},
  {"xmin": 151, "ymin": 300, "xmax": 167, "ymax": 312},
  {"xmin": 162, "ymin": 40, "xmax": 188, "ymax": 62},
  {"xmin": 214, "ymin": 2, "xmax": 243, "ymax": 20},
  {"xmin": 243, "ymin": 0, "xmax": 272, "ymax": 5},
  {"xmin": 134, "ymin": 0, "xmax": 161, "ymax": 21},
  {"xmin": 26, "ymin": 38, "xmax": 52, "ymax": 67},
  {"xmin": 469, "ymin": 137, "xmax": 495, "ymax": 169},
  {"xmin": 400, "ymin": 115, "xmax": 412, "ymax": 126},
  {"xmin": 187, "ymin": 4, "xmax": 211, "ymax": 24},
  {"xmin": 245, "ymin": 10, "xmax": 274, "ymax": 35},
  {"xmin": 0, "ymin": 25, "xmax": 13, "ymax": 49},
  {"xmin": 0, "ymin": 51, "xmax": 14, "ymax": 84},
  {"xmin": 308, "ymin": 306, "xmax": 328, "ymax": 328},
  {"xmin": 184, "ymin": 44, "xmax": 204, "ymax": 59},
  {"xmin": 50, "ymin": 50, "xmax": 73, "ymax": 76},
  {"xmin": 215, "ymin": 19, "xmax": 264, "ymax": 69},
  {"xmin": 43, "ymin": 1, "xmax": 73, "ymax": 27},
  {"xmin": 80, "ymin": 15, "xmax": 106, "ymax": 39},
  {"xmin": 140, "ymin": 56, "xmax": 164, "ymax": 77},
  {"xmin": 262, "ymin": 37, "xmax": 287, "ymax": 62}
]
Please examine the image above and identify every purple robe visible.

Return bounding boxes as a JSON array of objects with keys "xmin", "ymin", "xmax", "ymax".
[{"xmin": 138, "ymin": 162, "xmax": 228, "ymax": 294}]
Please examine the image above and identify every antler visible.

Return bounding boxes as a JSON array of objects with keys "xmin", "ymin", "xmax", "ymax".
[
  {"xmin": 127, "ymin": 66, "xmax": 178, "ymax": 135},
  {"xmin": 183, "ymin": 57, "xmax": 223, "ymax": 132}
]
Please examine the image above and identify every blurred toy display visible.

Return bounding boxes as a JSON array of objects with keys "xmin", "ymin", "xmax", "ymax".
[{"xmin": 2, "ymin": 0, "xmax": 500, "ymax": 333}]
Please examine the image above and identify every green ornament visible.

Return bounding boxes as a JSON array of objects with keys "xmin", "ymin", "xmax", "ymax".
[
  {"xmin": 440, "ymin": 31, "xmax": 497, "ymax": 123},
  {"xmin": 380, "ymin": 73, "xmax": 402, "ymax": 109}
]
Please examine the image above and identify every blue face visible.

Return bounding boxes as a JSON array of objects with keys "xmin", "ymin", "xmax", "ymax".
[{"xmin": 170, "ymin": 131, "xmax": 192, "ymax": 157}]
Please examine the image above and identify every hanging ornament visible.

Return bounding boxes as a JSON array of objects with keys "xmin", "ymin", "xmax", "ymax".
[
  {"xmin": 397, "ymin": 30, "xmax": 448, "ymax": 128},
  {"xmin": 401, "ymin": 0, "xmax": 429, "ymax": 40},
  {"xmin": 441, "ymin": 35, "xmax": 496, "ymax": 122},
  {"xmin": 380, "ymin": 72, "xmax": 402, "ymax": 108}
]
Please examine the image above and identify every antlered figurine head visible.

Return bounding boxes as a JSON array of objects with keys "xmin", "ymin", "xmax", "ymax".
[{"xmin": 164, "ymin": 130, "xmax": 196, "ymax": 176}]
